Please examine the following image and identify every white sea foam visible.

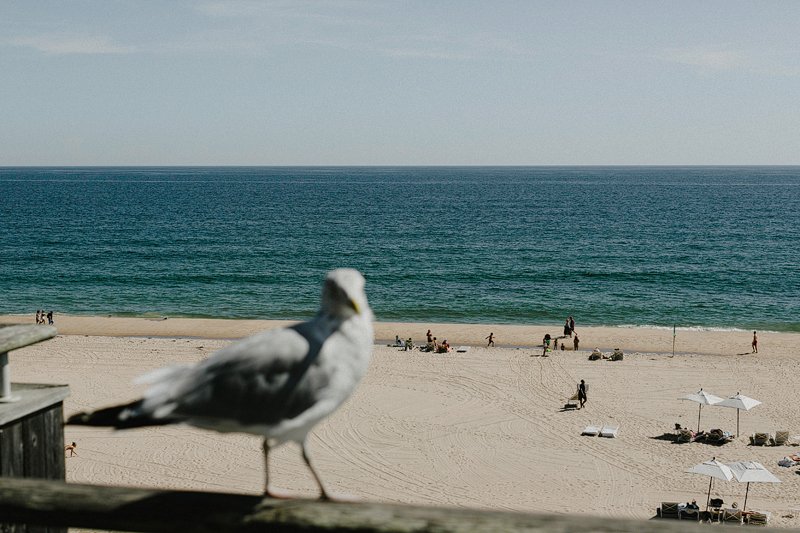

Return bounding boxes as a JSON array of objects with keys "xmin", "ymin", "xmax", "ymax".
[{"xmin": 613, "ymin": 324, "xmax": 768, "ymax": 333}]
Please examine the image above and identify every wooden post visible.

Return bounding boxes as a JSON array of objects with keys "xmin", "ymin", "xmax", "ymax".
[
  {"xmin": 0, "ymin": 325, "xmax": 57, "ymax": 402},
  {"xmin": 0, "ymin": 324, "xmax": 67, "ymax": 533}
]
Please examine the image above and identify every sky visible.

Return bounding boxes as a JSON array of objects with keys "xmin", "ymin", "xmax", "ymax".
[{"xmin": 1, "ymin": 1, "xmax": 799, "ymax": 166}]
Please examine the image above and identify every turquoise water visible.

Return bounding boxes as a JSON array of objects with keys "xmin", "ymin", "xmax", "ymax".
[{"xmin": 1, "ymin": 166, "xmax": 798, "ymax": 331}]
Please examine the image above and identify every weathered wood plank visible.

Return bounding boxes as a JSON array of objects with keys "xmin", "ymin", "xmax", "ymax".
[
  {"xmin": 0, "ymin": 326, "xmax": 57, "ymax": 354},
  {"xmin": 0, "ymin": 423, "xmax": 23, "ymax": 477},
  {"xmin": 22, "ymin": 413, "xmax": 45, "ymax": 480},
  {"xmin": 41, "ymin": 406, "xmax": 64, "ymax": 481},
  {"xmin": 1, "ymin": 477, "xmax": 786, "ymax": 533},
  {"xmin": 0, "ymin": 385, "xmax": 69, "ymax": 427}
]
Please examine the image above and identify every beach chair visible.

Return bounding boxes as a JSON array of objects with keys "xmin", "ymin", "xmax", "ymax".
[
  {"xmin": 771, "ymin": 430, "xmax": 789, "ymax": 446},
  {"xmin": 581, "ymin": 424, "xmax": 601, "ymax": 436},
  {"xmin": 746, "ymin": 511, "xmax": 770, "ymax": 526},
  {"xmin": 751, "ymin": 432, "xmax": 771, "ymax": 446},
  {"xmin": 600, "ymin": 424, "xmax": 619, "ymax": 438},
  {"xmin": 659, "ymin": 502, "xmax": 680, "ymax": 519},
  {"xmin": 721, "ymin": 509, "xmax": 743, "ymax": 524},
  {"xmin": 679, "ymin": 507, "xmax": 700, "ymax": 521},
  {"xmin": 707, "ymin": 498, "xmax": 724, "ymax": 523},
  {"xmin": 676, "ymin": 428, "xmax": 695, "ymax": 443},
  {"xmin": 564, "ymin": 392, "xmax": 579, "ymax": 410},
  {"xmin": 705, "ymin": 428, "xmax": 734, "ymax": 445}
]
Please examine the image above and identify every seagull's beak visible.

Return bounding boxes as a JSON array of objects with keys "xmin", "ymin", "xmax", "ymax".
[{"xmin": 349, "ymin": 298, "xmax": 361, "ymax": 315}]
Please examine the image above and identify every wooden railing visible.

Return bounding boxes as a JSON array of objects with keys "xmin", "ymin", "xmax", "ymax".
[{"xmin": 1, "ymin": 477, "xmax": 782, "ymax": 533}]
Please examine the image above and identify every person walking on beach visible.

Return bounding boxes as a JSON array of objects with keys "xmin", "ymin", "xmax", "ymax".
[
  {"xmin": 486, "ymin": 332, "xmax": 495, "ymax": 347},
  {"xmin": 47, "ymin": 310, "xmax": 54, "ymax": 325},
  {"xmin": 65, "ymin": 442, "xmax": 78, "ymax": 457},
  {"xmin": 573, "ymin": 333, "xmax": 579, "ymax": 351},
  {"xmin": 578, "ymin": 379, "xmax": 587, "ymax": 409},
  {"xmin": 569, "ymin": 316, "xmax": 575, "ymax": 334},
  {"xmin": 752, "ymin": 331, "xmax": 758, "ymax": 353},
  {"xmin": 564, "ymin": 318, "xmax": 572, "ymax": 337}
]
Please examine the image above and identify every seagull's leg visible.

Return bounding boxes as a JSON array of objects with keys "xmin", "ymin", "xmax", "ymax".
[
  {"xmin": 301, "ymin": 440, "xmax": 330, "ymax": 500},
  {"xmin": 262, "ymin": 438, "xmax": 272, "ymax": 496}
]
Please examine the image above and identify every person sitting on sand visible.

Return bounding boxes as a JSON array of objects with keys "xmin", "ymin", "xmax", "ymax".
[
  {"xmin": 426, "ymin": 329, "xmax": 433, "ymax": 344},
  {"xmin": 394, "ymin": 335, "xmax": 403, "ymax": 347},
  {"xmin": 404, "ymin": 338, "xmax": 413, "ymax": 351},
  {"xmin": 437, "ymin": 339, "xmax": 451, "ymax": 353},
  {"xmin": 65, "ymin": 442, "xmax": 78, "ymax": 457}
]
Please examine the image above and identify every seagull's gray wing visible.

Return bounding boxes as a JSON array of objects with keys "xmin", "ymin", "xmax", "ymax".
[{"xmin": 143, "ymin": 324, "xmax": 332, "ymax": 427}]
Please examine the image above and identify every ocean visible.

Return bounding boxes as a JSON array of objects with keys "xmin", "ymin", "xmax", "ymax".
[{"xmin": 1, "ymin": 166, "xmax": 798, "ymax": 331}]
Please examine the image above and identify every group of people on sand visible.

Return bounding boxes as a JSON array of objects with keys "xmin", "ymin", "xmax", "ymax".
[
  {"xmin": 35, "ymin": 310, "xmax": 54, "ymax": 325},
  {"xmin": 424, "ymin": 329, "xmax": 452, "ymax": 353},
  {"xmin": 394, "ymin": 335, "xmax": 414, "ymax": 351},
  {"xmin": 542, "ymin": 316, "xmax": 579, "ymax": 356}
]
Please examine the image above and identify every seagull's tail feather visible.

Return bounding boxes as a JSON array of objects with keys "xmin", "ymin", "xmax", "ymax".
[{"xmin": 66, "ymin": 399, "xmax": 178, "ymax": 429}]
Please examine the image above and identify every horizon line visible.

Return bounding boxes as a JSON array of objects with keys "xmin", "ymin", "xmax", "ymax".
[{"xmin": 3, "ymin": 164, "xmax": 800, "ymax": 169}]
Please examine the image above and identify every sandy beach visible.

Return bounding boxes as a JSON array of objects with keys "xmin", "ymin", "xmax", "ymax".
[{"xmin": 4, "ymin": 314, "xmax": 800, "ymax": 527}]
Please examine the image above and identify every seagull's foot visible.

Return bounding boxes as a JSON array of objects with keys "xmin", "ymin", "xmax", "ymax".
[
  {"xmin": 319, "ymin": 490, "xmax": 360, "ymax": 503},
  {"xmin": 263, "ymin": 486, "xmax": 300, "ymax": 499}
]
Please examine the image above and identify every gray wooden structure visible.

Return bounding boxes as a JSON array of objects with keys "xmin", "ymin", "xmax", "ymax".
[{"xmin": 0, "ymin": 324, "xmax": 68, "ymax": 533}]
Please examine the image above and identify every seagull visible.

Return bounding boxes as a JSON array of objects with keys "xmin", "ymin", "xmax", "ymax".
[{"xmin": 67, "ymin": 268, "xmax": 373, "ymax": 500}]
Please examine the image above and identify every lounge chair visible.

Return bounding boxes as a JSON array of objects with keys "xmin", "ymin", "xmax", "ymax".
[
  {"xmin": 676, "ymin": 428, "xmax": 695, "ymax": 443},
  {"xmin": 746, "ymin": 511, "xmax": 770, "ymax": 526},
  {"xmin": 659, "ymin": 502, "xmax": 680, "ymax": 519},
  {"xmin": 721, "ymin": 509, "xmax": 743, "ymax": 524},
  {"xmin": 600, "ymin": 425, "xmax": 619, "ymax": 438},
  {"xmin": 705, "ymin": 428, "xmax": 734, "ymax": 444},
  {"xmin": 564, "ymin": 392, "xmax": 579, "ymax": 410},
  {"xmin": 581, "ymin": 424, "xmax": 601, "ymax": 436},
  {"xmin": 751, "ymin": 432, "xmax": 771, "ymax": 446},
  {"xmin": 679, "ymin": 507, "xmax": 701, "ymax": 521},
  {"xmin": 771, "ymin": 430, "xmax": 790, "ymax": 446}
]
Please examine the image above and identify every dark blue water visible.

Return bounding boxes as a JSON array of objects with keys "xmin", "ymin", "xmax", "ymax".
[{"xmin": 1, "ymin": 167, "xmax": 798, "ymax": 331}]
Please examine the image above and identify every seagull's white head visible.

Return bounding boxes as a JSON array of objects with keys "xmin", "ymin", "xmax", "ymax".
[{"xmin": 321, "ymin": 268, "xmax": 372, "ymax": 321}]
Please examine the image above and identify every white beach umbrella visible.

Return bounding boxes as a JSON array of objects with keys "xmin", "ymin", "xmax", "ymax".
[
  {"xmin": 686, "ymin": 458, "xmax": 734, "ymax": 510},
  {"xmin": 716, "ymin": 392, "xmax": 761, "ymax": 438},
  {"xmin": 727, "ymin": 461, "xmax": 780, "ymax": 511},
  {"xmin": 680, "ymin": 388, "xmax": 724, "ymax": 432}
]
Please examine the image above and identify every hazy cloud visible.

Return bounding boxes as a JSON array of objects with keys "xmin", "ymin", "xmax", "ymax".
[
  {"xmin": 658, "ymin": 44, "xmax": 799, "ymax": 76},
  {"xmin": 8, "ymin": 34, "xmax": 135, "ymax": 55}
]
